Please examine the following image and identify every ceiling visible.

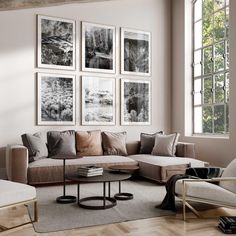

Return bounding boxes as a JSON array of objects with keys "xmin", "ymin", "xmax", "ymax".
[{"xmin": 0, "ymin": 0, "xmax": 113, "ymax": 11}]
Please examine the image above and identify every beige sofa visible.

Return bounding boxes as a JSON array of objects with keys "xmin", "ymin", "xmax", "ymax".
[{"xmin": 6, "ymin": 141, "xmax": 207, "ymax": 185}]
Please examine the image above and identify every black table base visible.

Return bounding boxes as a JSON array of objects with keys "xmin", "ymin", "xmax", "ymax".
[
  {"xmin": 114, "ymin": 192, "xmax": 133, "ymax": 201},
  {"xmin": 78, "ymin": 196, "xmax": 117, "ymax": 209},
  {"xmin": 56, "ymin": 195, "xmax": 76, "ymax": 204}
]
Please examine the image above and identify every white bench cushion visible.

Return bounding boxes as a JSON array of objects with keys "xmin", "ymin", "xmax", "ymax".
[
  {"xmin": 175, "ymin": 179, "xmax": 236, "ymax": 207},
  {"xmin": 0, "ymin": 180, "xmax": 36, "ymax": 207}
]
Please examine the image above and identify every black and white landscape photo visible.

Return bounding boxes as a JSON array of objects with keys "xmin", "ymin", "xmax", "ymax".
[
  {"xmin": 37, "ymin": 15, "xmax": 75, "ymax": 70},
  {"xmin": 121, "ymin": 28, "xmax": 151, "ymax": 76},
  {"xmin": 82, "ymin": 76, "xmax": 115, "ymax": 125},
  {"xmin": 37, "ymin": 73, "xmax": 75, "ymax": 125},
  {"xmin": 82, "ymin": 22, "xmax": 115, "ymax": 73},
  {"xmin": 121, "ymin": 79, "xmax": 151, "ymax": 125}
]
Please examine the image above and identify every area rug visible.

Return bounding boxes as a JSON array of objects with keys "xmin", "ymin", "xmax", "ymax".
[{"xmin": 28, "ymin": 179, "xmax": 175, "ymax": 233}]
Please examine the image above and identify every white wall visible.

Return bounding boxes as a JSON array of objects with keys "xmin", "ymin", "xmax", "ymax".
[
  {"xmin": 0, "ymin": 0, "xmax": 172, "ymax": 170},
  {"xmin": 172, "ymin": 0, "xmax": 236, "ymax": 167}
]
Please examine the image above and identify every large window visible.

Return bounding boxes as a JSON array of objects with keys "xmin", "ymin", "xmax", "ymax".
[{"xmin": 193, "ymin": 0, "xmax": 229, "ymax": 135}]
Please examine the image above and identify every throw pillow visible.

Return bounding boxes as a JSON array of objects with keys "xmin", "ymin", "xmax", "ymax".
[
  {"xmin": 151, "ymin": 133, "xmax": 180, "ymax": 157},
  {"xmin": 47, "ymin": 130, "xmax": 76, "ymax": 158},
  {"xmin": 21, "ymin": 132, "xmax": 48, "ymax": 162},
  {"xmin": 219, "ymin": 158, "xmax": 236, "ymax": 194},
  {"xmin": 76, "ymin": 130, "xmax": 103, "ymax": 156},
  {"xmin": 139, "ymin": 131, "xmax": 164, "ymax": 154},
  {"xmin": 102, "ymin": 131, "xmax": 128, "ymax": 156}
]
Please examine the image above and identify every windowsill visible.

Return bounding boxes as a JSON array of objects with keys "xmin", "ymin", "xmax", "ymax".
[{"xmin": 185, "ymin": 134, "xmax": 229, "ymax": 140}]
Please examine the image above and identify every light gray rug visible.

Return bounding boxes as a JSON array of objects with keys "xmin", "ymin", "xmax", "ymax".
[{"xmin": 29, "ymin": 179, "xmax": 175, "ymax": 233}]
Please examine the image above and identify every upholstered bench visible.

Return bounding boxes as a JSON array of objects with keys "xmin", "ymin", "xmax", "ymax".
[{"xmin": 0, "ymin": 180, "xmax": 37, "ymax": 230}]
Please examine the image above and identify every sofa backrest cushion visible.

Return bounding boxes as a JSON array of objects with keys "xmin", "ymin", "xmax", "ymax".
[
  {"xmin": 21, "ymin": 132, "xmax": 48, "ymax": 162},
  {"xmin": 139, "ymin": 131, "xmax": 163, "ymax": 154},
  {"xmin": 47, "ymin": 130, "xmax": 76, "ymax": 158},
  {"xmin": 102, "ymin": 131, "xmax": 128, "ymax": 156},
  {"xmin": 151, "ymin": 133, "xmax": 180, "ymax": 157},
  {"xmin": 76, "ymin": 130, "xmax": 103, "ymax": 156},
  {"xmin": 219, "ymin": 158, "xmax": 236, "ymax": 194}
]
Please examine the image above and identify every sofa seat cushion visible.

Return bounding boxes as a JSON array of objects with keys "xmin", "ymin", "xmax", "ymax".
[
  {"xmin": 175, "ymin": 180, "xmax": 236, "ymax": 207},
  {"xmin": 28, "ymin": 156, "xmax": 138, "ymax": 185},
  {"xmin": 0, "ymin": 180, "xmax": 36, "ymax": 207},
  {"xmin": 128, "ymin": 155, "xmax": 207, "ymax": 183}
]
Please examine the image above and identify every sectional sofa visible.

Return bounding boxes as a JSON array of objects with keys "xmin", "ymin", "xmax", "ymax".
[{"xmin": 6, "ymin": 141, "xmax": 207, "ymax": 185}]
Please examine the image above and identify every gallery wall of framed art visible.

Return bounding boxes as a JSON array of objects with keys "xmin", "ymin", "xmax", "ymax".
[{"xmin": 36, "ymin": 14, "xmax": 152, "ymax": 126}]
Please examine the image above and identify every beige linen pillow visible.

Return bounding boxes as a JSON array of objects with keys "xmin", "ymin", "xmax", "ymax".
[
  {"xmin": 102, "ymin": 131, "xmax": 128, "ymax": 156},
  {"xmin": 219, "ymin": 158, "xmax": 236, "ymax": 194},
  {"xmin": 76, "ymin": 130, "xmax": 103, "ymax": 157},
  {"xmin": 151, "ymin": 133, "xmax": 180, "ymax": 157}
]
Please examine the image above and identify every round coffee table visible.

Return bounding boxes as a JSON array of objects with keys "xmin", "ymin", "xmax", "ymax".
[
  {"xmin": 109, "ymin": 165, "xmax": 139, "ymax": 201},
  {"xmin": 66, "ymin": 170, "xmax": 131, "ymax": 210}
]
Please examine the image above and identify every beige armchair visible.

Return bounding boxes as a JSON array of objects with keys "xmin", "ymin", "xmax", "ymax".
[{"xmin": 175, "ymin": 159, "xmax": 236, "ymax": 221}]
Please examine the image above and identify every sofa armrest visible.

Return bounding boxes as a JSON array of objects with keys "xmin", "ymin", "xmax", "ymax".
[
  {"xmin": 6, "ymin": 145, "xmax": 28, "ymax": 184},
  {"xmin": 175, "ymin": 142, "xmax": 195, "ymax": 159}
]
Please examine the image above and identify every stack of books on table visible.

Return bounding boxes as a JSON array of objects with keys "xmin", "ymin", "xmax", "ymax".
[
  {"xmin": 218, "ymin": 216, "xmax": 236, "ymax": 234},
  {"xmin": 77, "ymin": 166, "xmax": 103, "ymax": 177}
]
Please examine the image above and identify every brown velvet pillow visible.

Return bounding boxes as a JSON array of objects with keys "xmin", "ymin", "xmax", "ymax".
[
  {"xmin": 76, "ymin": 130, "xmax": 103, "ymax": 157},
  {"xmin": 102, "ymin": 131, "xmax": 128, "ymax": 156}
]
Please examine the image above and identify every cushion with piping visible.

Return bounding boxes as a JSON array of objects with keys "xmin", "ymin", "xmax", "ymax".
[
  {"xmin": 47, "ymin": 130, "xmax": 76, "ymax": 158},
  {"xmin": 102, "ymin": 131, "xmax": 128, "ymax": 156},
  {"xmin": 151, "ymin": 133, "xmax": 180, "ymax": 157},
  {"xmin": 76, "ymin": 130, "xmax": 103, "ymax": 157},
  {"xmin": 139, "ymin": 131, "xmax": 164, "ymax": 154},
  {"xmin": 21, "ymin": 132, "xmax": 48, "ymax": 162}
]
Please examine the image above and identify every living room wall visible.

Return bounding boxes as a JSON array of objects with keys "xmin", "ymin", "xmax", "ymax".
[
  {"xmin": 172, "ymin": 0, "xmax": 236, "ymax": 167},
  {"xmin": 0, "ymin": 0, "xmax": 172, "ymax": 176}
]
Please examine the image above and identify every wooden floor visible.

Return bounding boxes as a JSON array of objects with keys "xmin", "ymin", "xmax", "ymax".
[{"xmin": 0, "ymin": 205, "xmax": 234, "ymax": 236}]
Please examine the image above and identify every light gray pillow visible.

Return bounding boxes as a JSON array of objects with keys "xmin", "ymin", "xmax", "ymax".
[
  {"xmin": 47, "ymin": 130, "xmax": 76, "ymax": 158},
  {"xmin": 139, "ymin": 131, "xmax": 164, "ymax": 154},
  {"xmin": 151, "ymin": 133, "xmax": 180, "ymax": 157},
  {"xmin": 21, "ymin": 132, "xmax": 48, "ymax": 162},
  {"xmin": 219, "ymin": 158, "xmax": 236, "ymax": 194}
]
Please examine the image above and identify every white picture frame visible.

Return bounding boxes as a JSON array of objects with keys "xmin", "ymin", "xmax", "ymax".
[
  {"xmin": 121, "ymin": 28, "xmax": 151, "ymax": 76},
  {"xmin": 121, "ymin": 79, "xmax": 151, "ymax": 125},
  {"xmin": 82, "ymin": 22, "xmax": 116, "ymax": 74},
  {"xmin": 37, "ymin": 15, "xmax": 76, "ymax": 70},
  {"xmin": 81, "ymin": 76, "xmax": 116, "ymax": 125},
  {"xmin": 37, "ymin": 73, "xmax": 76, "ymax": 125}
]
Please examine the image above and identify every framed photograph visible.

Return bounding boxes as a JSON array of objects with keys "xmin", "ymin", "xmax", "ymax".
[
  {"xmin": 121, "ymin": 79, "xmax": 151, "ymax": 125},
  {"xmin": 37, "ymin": 15, "xmax": 76, "ymax": 70},
  {"xmin": 37, "ymin": 73, "xmax": 76, "ymax": 125},
  {"xmin": 81, "ymin": 76, "xmax": 116, "ymax": 125},
  {"xmin": 121, "ymin": 28, "xmax": 151, "ymax": 76},
  {"xmin": 82, "ymin": 22, "xmax": 116, "ymax": 73}
]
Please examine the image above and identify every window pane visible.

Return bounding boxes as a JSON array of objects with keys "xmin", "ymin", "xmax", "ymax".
[
  {"xmin": 214, "ymin": 105, "xmax": 225, "ymax": 133},
  {"xmin": 194, "ymin": 0, "xmax": 202, "ymax": 22},
  {"xmin": 194, "ymin": 79, "xmax": 202, "ymax": 105},
  {"xmin": 226, "ymin": 104, "xmax": 229, "ymax": 132},
  {"xmin": 214, "ymin": 10, "xmax": 225, "ymax": 42},
  {"xmin": 203, "ymin": 77, "xmax": 213, "ymax": 104},
  {"xmin": 203, "ymin": 0, "xmax": 213, "ymax": 17},
  {"xmin": 226, "ymin": 7, "xmax": 229, "ymax": 39},
  {"xmin": 195, "ymin": 21, "xmax": 202, "ymax": 49},
  {"xmin": 194, "ymin": 50, "xmax": 202, "ymax": 64},
  {"xmin": 214, "ymin": 42, "xmax": 225, "ymax": 72},
  {"xmin": 194, "ymin": 64, "xmax": 202, "ymax": 77},
  {"xmin": 203, "ymin": 106, "xmax": 213, "ymax": 133},
  {"xmin": 226, "ymin": 40, "xmax": 229, "ymax": 69},
  {"xmin": 203, "ymin": 14, "xmax": 213, "ymax": 46},
  {"xmin": 214, "ymin": 0, "xmax": 225, "ymax": 11},
  {"xmin": 226, "ymin": 0, "xmax": 229, "ymax": 6},
  {"xmin": 203, "ymin": 46, "xmax": 213, "ymax": 74},
  {"xmin": 214, "ymin": 74, "xmax": 225, "ymax": 103},
  {"xmin": 194, "ymin": 107, "xmax": 203, "ymax": 133},
  {"xmin": 226, "ymin": 72, "xmax": 229, "ymax": 102}
]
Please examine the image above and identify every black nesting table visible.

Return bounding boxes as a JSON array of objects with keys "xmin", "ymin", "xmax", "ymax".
[
  {"xmin": 52, "ymin": 156, "xmax": 78, "ymax": 204},
  {"xmin": 66, "ymin": 170, "xmax": 131, "ymax": 210}
]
